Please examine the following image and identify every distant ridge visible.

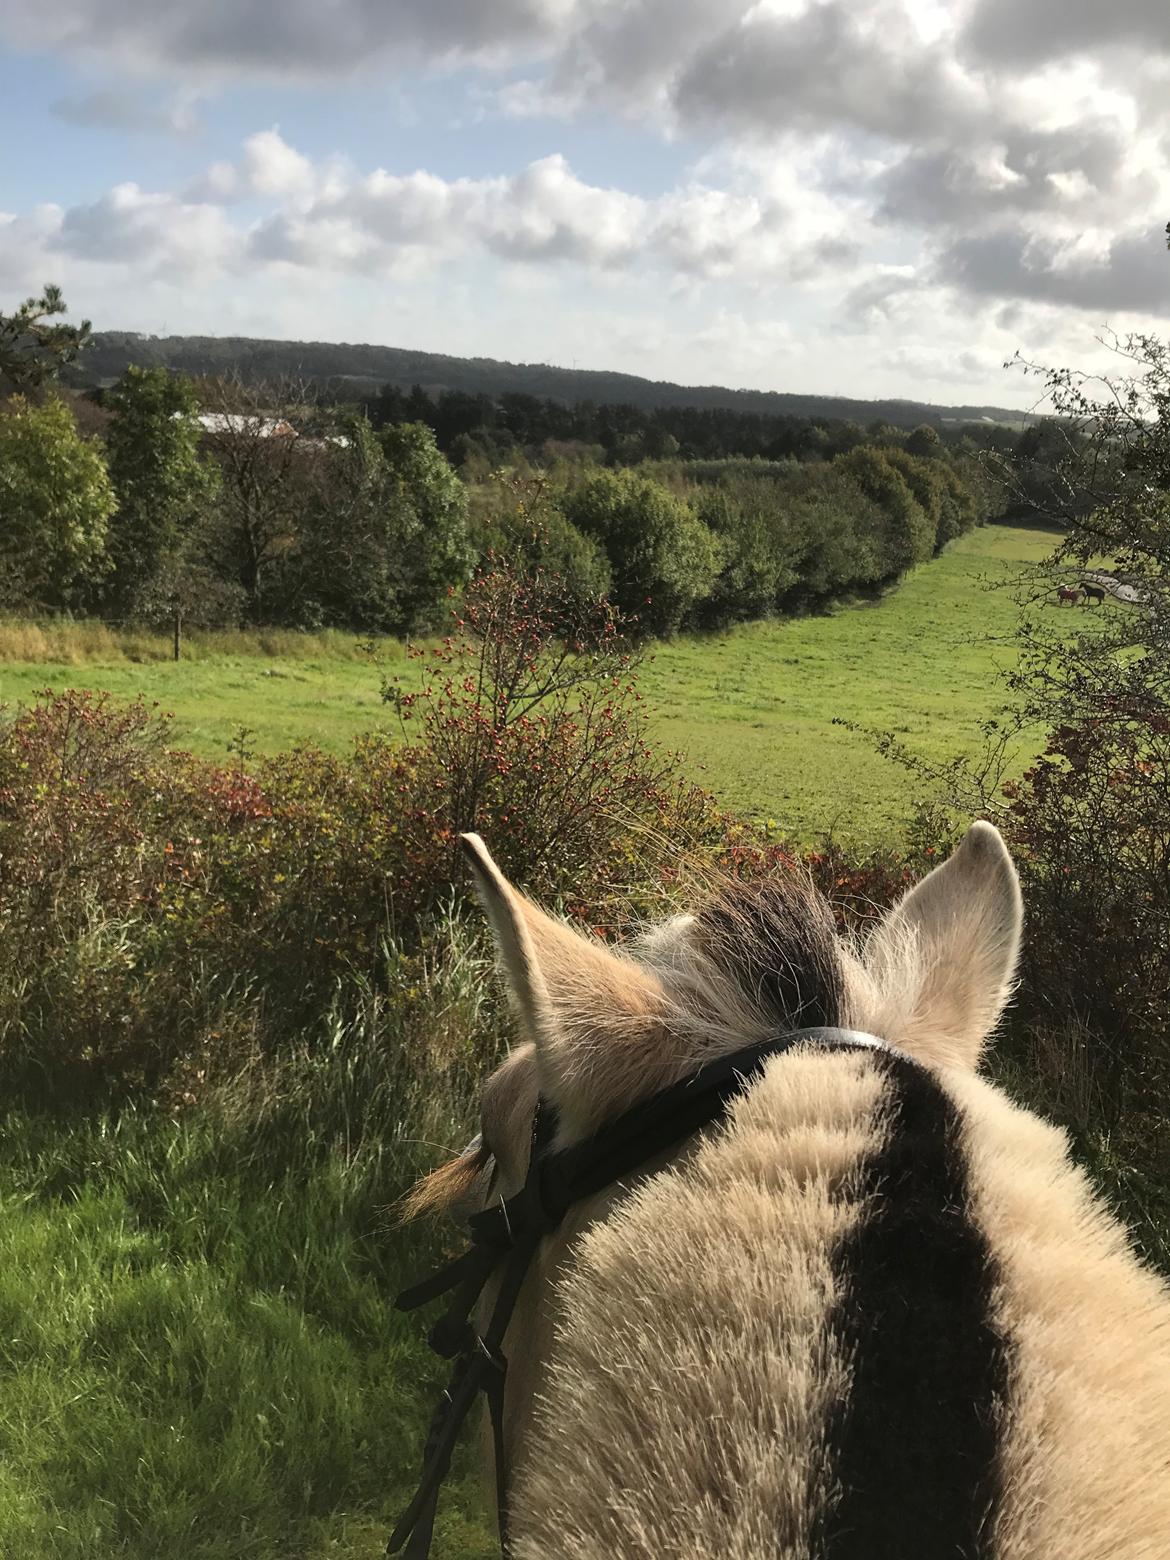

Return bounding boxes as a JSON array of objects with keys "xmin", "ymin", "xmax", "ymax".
[{"xmin": 70, "ymin": 331, "xmax": 1036, "ymax": 430}]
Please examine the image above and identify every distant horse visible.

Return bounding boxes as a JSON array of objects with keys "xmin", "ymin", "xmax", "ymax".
[
  {"xmin": 1057, "ymin": 585, "xmax": 1081, "ymax": 606},
  {"xmin": 1082, "ymin": 582, "xmax": 1106, "ymax": 605}
]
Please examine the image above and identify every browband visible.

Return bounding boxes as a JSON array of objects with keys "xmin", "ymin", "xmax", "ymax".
[{"xmin": 388, "ymin": 1026, "xmax": 888, "ymax": 1558}]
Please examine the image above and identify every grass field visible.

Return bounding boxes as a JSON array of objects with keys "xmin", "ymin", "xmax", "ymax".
[
  {"xmin": 640, "ymin": 522, "xmax": 1058, "ymax": 833},
  {"xmin": 0, "ymin": 522, "xmax": 1058, "ymax": 836}
]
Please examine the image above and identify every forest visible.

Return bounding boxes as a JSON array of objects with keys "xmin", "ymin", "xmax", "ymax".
[{"xmin": 66, "ymin": 328, "xmax": 1037, "ymax": 428}]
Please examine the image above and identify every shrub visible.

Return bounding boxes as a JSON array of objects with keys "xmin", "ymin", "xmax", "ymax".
[
  {"xmin": 1001, "ymin": 715, "xmax": 1170, "ymax": 1133},
  {"xmin": 386, "ymin": 561, "xmax": 721, "ymax": 918},
  {"xmin": 560, "ymin": 469, "xmax": 723, "ymax": 636},
  {"xmin": 0, "ymin": 559, "xmax": 720, "ymax": 1098},
  {"xmin": 0, "ymin": 691, "xmax": 182, "ymax": 968}
]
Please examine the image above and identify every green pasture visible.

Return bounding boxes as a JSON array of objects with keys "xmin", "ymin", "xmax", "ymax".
[
  {"xmin": 0, "ymin": 522, "xmax": 1060, "ymax": 836},
  {"xmin": 641, "ymin": 521, "xmax": 1059, "ymax": 833}
]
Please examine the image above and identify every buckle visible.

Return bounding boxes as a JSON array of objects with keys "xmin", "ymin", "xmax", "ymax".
[{"xmin": 471, "ymin": 1331, "xmax": 507, "ymax": 1382}]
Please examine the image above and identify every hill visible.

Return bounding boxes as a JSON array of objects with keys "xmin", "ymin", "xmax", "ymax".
[{"xmin": 69, "ymin": 331, "xmax": 1036, "ymax": 430}]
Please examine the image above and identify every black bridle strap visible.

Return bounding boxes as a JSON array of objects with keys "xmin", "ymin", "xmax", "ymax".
[
  {"xmin": 389, "ymin": 1235, "xmax": 532, "ymax": 1559},
  {"xmin": 388, "ymin": 1026, "xmax": 887, "ymax": 1559}
]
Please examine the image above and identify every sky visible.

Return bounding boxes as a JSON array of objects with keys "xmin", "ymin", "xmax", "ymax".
[{"xmin": 1, "ymin": 0, "xmax": 1169, "ymax": 408}]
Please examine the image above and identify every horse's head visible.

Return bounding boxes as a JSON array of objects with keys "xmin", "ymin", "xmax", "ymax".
[
  {"xmin": 405, "ymin": 823, "xmax": 1023, "ymax": 1549},
  {"xmin": 431, "ymin": 823, "xmax": 1022, "ymax": 1190}
]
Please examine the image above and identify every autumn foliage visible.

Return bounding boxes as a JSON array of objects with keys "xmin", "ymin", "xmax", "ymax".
[{"xmin": 0, "ymin": 564, "xmax": 721, "ymax": 1096}]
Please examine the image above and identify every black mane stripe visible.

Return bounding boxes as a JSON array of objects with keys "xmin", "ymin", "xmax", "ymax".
[{"xmin": 815, "ymin": 1050, "xmax": 1010, "ymax": 1560}]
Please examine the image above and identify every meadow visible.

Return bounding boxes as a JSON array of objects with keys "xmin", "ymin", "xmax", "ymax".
[{"xmin": 0, "ymin": 522, "xmax": 1058, "ymax": 839}]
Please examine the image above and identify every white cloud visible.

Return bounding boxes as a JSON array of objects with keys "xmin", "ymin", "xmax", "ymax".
[
  {"xmin": 241, "ymin": 128, "xmax": 317, "ymax": 197},
  {"xmin": 152, "ymin": 132, "xmax": 858, "ymax": 283},
  {"xmin": 0, "ymin": 129, "xmax": 868, "ymax": 319},
  {"xmin": 57, "ymin": 183, "xmax": 237, "ymax": 273},
  {"xmin": 6, "ymin": 0, "xmax": 1170, "ymax": 402}
]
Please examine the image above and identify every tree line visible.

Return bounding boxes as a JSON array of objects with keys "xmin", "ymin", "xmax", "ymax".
[
  {"xmin": 367, "ymin": 381, "xmax": 1021, "ymax": 468},
  {"xmin": 2, "ymin": 286, "xmax": 1012, "ymax": 639},
  {"xmin": 1, "ymin": 374, "xmax": 1011, "ymax": 639},
  {"xmin": 67, "ymin": 329, "xmax": 1034, "ymax": 429}
]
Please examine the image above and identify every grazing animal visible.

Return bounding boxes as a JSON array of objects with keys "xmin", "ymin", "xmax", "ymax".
[
  {"xmin": 406, "ymin": 826, "xmax": 1170, "ymax": 1560},
  {"xmin": 1082, "ymin": 582, "xmax": 1106, "ymax": 605},
  {"xmin": 1057, "ymin": 585, "xmax": 1082, "ymax": 605}
]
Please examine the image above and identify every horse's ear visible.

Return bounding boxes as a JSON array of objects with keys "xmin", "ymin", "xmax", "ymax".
[
  {"xmin": 863, "ymin": 821, "xmax": 1022, "ymax": 1069},
  {"xmin": 461, "ymin": 835, "xmax": 671, "ymax": 1135}
]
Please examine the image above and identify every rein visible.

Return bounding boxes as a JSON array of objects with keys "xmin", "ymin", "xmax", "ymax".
[{"xmin": 388, "ymin": 1025, "xmax": 888, "ymax": 1559}]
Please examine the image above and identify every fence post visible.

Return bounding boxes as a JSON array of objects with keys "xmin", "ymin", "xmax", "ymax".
[{"xmin": 173, "ymin": 608, "xmax": 183, "ymax": 662}]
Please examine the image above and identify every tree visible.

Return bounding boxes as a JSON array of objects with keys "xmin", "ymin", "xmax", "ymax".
[
  {"xmin": 906, "ymin": 423, "xmax": 942, "ymax": 458},
  {"xmin": 693, "ymin": 483, "xmax": 796, "ymax": 627},
  {"xmin": 1010, "ymin": 418, "xmax": 1088, "ymax": 520},
  {"xmin": 102, "ymin": 367, "xmax": 218, "ymax": 615},
  {"xmin": 1009, "ymin": 332, "xmax": 1170, "ymax": 727},
  {"xmin": 197, "ymin": 374, "xmax": 317, "ymax": 616},
  {"xmin": 908, "ymin": 334, "xmax": 1170, "ymax": 1144},
  {"xmin": 379, "ymin": 421, "xmax": 474, "ymax": 633},
  {"xmin": 283, "ymin": 417, "xmax": 473, "ymax": 634},
  {"xmin": 471, "ymin": 471, "xmax": 612, "ymax": 615},
  {"xmin": 289, "ymin": 415, "xmax": 404, "ymax": 632},
  {"xmin": 834, "ymin": 446, "xmax": 934, "ymax": 573},
  {"xmin": 779, "ymin": 462, "xmax": 885, "ymax": 602},
  {"xmin": 0, "ymin": 396, "xmax": 113, "ymax": 607},
  {"xmin": 0, "ymin": 285, "xmax": 91, "ymax": 396},
  {"xmin": 949, "ymin": 446, "xmax": 1009, "ymax": 530},
  {"xmin": 883, "ymin": 447, "xmax": 947, "ymax": 556},
  {"xmin": 561, "ymin": 469, "xmax": 723, "ymax": 636}
]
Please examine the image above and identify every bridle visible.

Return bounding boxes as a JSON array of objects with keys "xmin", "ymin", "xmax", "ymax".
[{"xmin": 388, "ymin": 1026, "xmax": 890, "ymax": 1559}]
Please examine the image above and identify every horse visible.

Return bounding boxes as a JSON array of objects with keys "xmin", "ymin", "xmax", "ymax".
[
  {"xmin": 404, "ymin": 826, "xmax": 1170, "ymax": 1560},
  {"xmin": 1057, "ymin": 585, "xmax": 1082, "ymax": 606},
  {"xmin": 1082, "ymin": 582, "xmax": 1106, "ymax": 605}
]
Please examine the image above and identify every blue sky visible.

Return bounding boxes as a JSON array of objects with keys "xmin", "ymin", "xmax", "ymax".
[{"xmin": 2, "ymin": 0, "xmax": 1169, "ymax": 406}]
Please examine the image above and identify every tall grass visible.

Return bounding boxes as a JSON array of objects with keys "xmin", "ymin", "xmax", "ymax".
[
  {"xmin": 0, "ymin": 908, "xmax": 506, "ymax": 1560},
  {"xmin": 991, "ymin": 1017, "xmax": 1170, "ymax": 1278},
  {"xmin": 0, "ymin": 617, "xmax": 407, "ymax": 668}
]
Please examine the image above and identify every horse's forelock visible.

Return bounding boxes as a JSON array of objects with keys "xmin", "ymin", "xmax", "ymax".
[{"xmin": 690, "ymin": 875, "xmax": 847, "ymax": 1034}]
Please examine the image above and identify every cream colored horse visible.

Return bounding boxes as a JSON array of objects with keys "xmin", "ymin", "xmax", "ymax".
[{"xmin": 414, "ymin": 823, "xmax": 1170, "ymax": 1559}]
